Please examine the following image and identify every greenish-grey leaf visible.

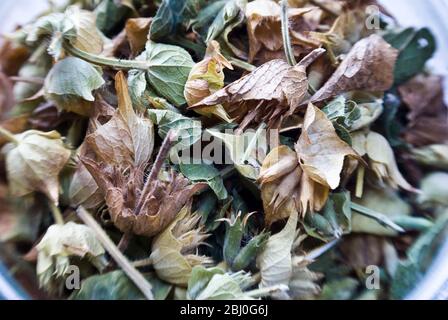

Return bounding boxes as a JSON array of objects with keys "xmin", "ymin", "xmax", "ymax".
[
  {"xmin": 150, "ymin": 0, "xmax": 202, "ymax": 41},
  {"xmin": 70, "ymin": 270, "xmax": 172, "ymax": 300},
  {"xmin": 391, "ymin": 211, "xmax": 448, "ymax": 299},
  {"xmin": 383, "ymin": 27, "xmax": 436, "ymax": 85},
  {"xmin": 179, "ymin": 162, "xmax": 228, "ymax": 200},
  {"xmin": 44, "ymin": 57, "xmax": 105, "ymax": 101},
  {"xmin": 147, "ymin": 109, "xmax": 202, "ymax": 150},
  {"xmin": 142, "ymin": 42, "xmax": 194, "ymax": 106}
]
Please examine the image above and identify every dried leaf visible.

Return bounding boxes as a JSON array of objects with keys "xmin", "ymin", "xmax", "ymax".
[
  {"xmin": 36, "ymin": 222, "xmax": 107, "ymax": 292},
  {"xmin": 150, "ymin": 205, "xmax": 211, "ymax": 285},
  {"xmin": 398, "ymin": 74, "xmax": 448, "ymax": 147},
  {"xmin": 86, "ymin": 72, "xmax": 154, "ymax": 167},
  {"xmin": 257, "ymin": 210, "xmax": 298, "ymax": 289},
  {"xmin": 192, "ymin": 56, "xmax": 314, "ymax": 127},
  {"xmin": 311, "ymin": 35, "xmax": 398, "ymax": 103},
  {"xmin": 245, "ymin": 0, "xmax": 316, "ymax": 62},
  {"xmin": 1, "ymin": 130, "xmax": 71, "ymax": 204},
  {"xmin": 70, "ymin": 271, "xmax": 172, "ymax": 300},
  {"xmin": 125, "ymin": 18, "xmax": 152, "ymax": 56},
  {"xmin": 27, "ymin": 6, "xmax": 103, "ymax": 59},
  {"xmin": 295, "ymin": 103, "xmax": 359, "ymax": 189},
  {"xmin": 208, "ymin": 127, "xmax": 267, "ymax": 180},
  {"xmin": 184, "ymin": 41, "xmax": 233, "ymax": 121},
  {"xmin": 44, "ymin": 57, "xmax": 105, "ymax": 115},
  {"xmin": 365, "ymin": 131, "xmax": 416, "ymax": 192}
]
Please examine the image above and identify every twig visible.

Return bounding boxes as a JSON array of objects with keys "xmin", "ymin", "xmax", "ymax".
[
  {"xmin": 77, "ymin": 206, "xmax": 154, "ymax": 300},
  {"xmin": 227, "ymin": 57, "xmax": 256, "ymax": 72},
  {"xmin": 134, "ymin": 130, "xmax": 178, "ymax": 215},
  {"xmin": 49, "ymin": 201, "xmax": 64, "ymax": 225},
  {"xmin": 0, "ymin": 126, "xmax": 19, "ymax": 144},
  {"xmin": 117, "ymin": 232, "xmax": 132, "ymax": 252},
  {"xmin": 280, "ymin": 0, "xmax": 297, "ymax": 66},
  {"xmin": 9, "ymin": 76, "xmax": 45, "ymax": 85},
  {"xmin": 351, "ymin": 203, "xmax": 405, "ymax": 233},
  {"xmin": 132, "ymin": 257, "xmax": 154, "ymax": 268}
]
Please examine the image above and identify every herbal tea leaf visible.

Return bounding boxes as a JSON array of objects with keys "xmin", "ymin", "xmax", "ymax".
[
  {"xmin": 71, "ymin": 271, "xmax": 172, "ymax": 300},
  {"xmin": 142, "ymin": 42, "xmax": 195, "ymax": 106},
  {"xmin": 1, "ymin": 130, "xmax": 71, "ymax": 205}
]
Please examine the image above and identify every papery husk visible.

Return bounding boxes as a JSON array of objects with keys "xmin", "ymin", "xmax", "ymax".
[
  {"xmin": 1, "ymin": 130, "xmax": 71, "ymax": 205},
  {"xmin": 150, "ymin": 205, "xmax": 211, "ymax": 286},
  {"xmin": 82, "ymin": 158, "xmax": 206, "ymax": 237}
]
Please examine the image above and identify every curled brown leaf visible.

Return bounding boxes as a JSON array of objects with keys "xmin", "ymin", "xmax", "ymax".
[{"xmin": 310, "ymin": 34, "xmax": 398, "ymax": 103}]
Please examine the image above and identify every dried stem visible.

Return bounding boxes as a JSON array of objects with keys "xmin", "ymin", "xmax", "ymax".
[
  {"xmin": 117, "ymin": 232, "xmax": 132, "ymax": 252},
  {"xmin": 77, "ymin": 206, "xmax": 154, "ymax": 300},
  {"xmin": 63, "ymin": 41, "xmax": 149, "ymax": 70},
  {"xmin": 9, "ymin": 76, "xmax": 45, "ymax": 85},
  {"xmin": 49, "ymin": 201, "xmax": 64, "ymax": 225},
  {"xmin": 132, "ymin": 257, "xmax": 154, "ymax": 268},
  {"xmin": 227, "ymin": 57, "xmax": 256, "ymax": 72},
  {"xmin": 134, "ymin": 130, "xmax": 178, "ymax": 215},
  {"xmin": 280, "ymin": 0, "xmax": 297, "ymax": 66},
  {"xmin": 0, "ymin": 126, "xmax": 19, "ymax": 144},
  {"xmin": 298, "ymin": 48, "xmax": 326, "ymax": 68}
]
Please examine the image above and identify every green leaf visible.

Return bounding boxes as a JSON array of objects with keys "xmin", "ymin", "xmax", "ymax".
[
  {"xmin": 70, "ymin": 271, "xmax": 172, "ymax": 300},
  {"xmin": 26, "ymin": 12, "xmax": 76, "ymax": 59},
  {"xmin": 231, "ymin": 231, "xmax": 269, "ymax": 271},
  {"xmin": 186, "ymin": 266, "xmax": 252, "ymax": 300},
  {"xmin": 303, "ymin": 192, "xmax": 352, "ymax": 242},
  {"xmin": 141, "ymin": 42, "xmax": 194, "ymax": 106},
  {"xmin": 378, "ymin": 91, "xmax": 404, "ymax": 147},
  {"xmin": 206, "ymin": 0, "xmax": 246, "ymax": 57},
  {"xmin": 319, "ymin": 278, "xmax": 359, "ymax": 300},
  {"xmin": 150, "ymin": 0, "xmax": 202, "ymax": 41},
  {"xmin": 190, "ymin": 0, "xmax": 228, "ymax": 40},
  {"xmin": 179, "ymin": 162, "xmax": 228, "ymax": 200},
  {"xmin": 351, "ymin": 188, "xmax": 411, "ymax": 236},
  {"xmin": 27, "ymin": 6, "xmax": 104, "ymax": 59},
  {"xmin": 383, "ymin": 27, "xmax": 436, "ymax": 85},
  {"xmin": 44, "ymin": 57, "xmax": 105, "ymax": 102},
  {"xmin": 95, "ymin": 0, "xmax": 133, "ymax": 36},
  {"xmin": 147, "ymin": 109, "xmax": 202, "ymax": 150},
  {"xmin": 187, "ymin": 266, "xmax": 225, "ymax": 300},
  {"xmin": 391, "ymin": 212, "xmax": 448, "ymax": 299}
]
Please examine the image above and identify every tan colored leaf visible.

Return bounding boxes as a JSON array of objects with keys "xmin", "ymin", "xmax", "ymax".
[
  {"xmin": 67, "ymin": 6, "xmax": 104, "ymax": 55},
  {"xmin": 150, "ymin": 205, "xmax": 211, "ymax": 286},
  {"xmin": 69, "ymin": 151, "xmax": 103, "ymax": 210},
  {"xmin": 311, "ymin": 34, "xmax": 398, "ymax": 103},
  {"xmin": 86, "ymin": 71, "xmax": 154, "ymax": 167},
  {"xmin": 245, "ymin": 0, "xmax": 316, "ymax": 62},
  {"xmin": 257, "ymin": 210, "xmax": 298, "ymax": 289},
  {"xmin": 36, "ymin": 222, "xmax": 107, "ymax": 292},
  {"xmin": 365, "ymin": 131, "xmax": 416, "ymax": 192},
  {"xmin": 125, "ymin": 18, "xmax": 152, "ymax": 56},
  {"xmin": 192, "ymin": 49, "xmax": 325, "ymax": 127},
  {"xmin": 398, "ymin": 74, "xmax": 448, "ymax": 146},
  {"xmin": 295, "ymin": 103, "xmax": 360, "ymax": 189},
  {"xmin": 1, "ymin": 130, "xmax": 71, "ymax": 204},
  {"xmin": 259, "ymin": 145, "xmax": 329, "ymax": 223},
  {"xmin": 184, "ymin": 41, "xmax": 233, "ymax": 122}
]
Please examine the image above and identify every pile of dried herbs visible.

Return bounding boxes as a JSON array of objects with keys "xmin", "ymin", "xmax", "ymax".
[{"xmin": 0, "ymin": 0, "xmax": 447, "ymax": 300}]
